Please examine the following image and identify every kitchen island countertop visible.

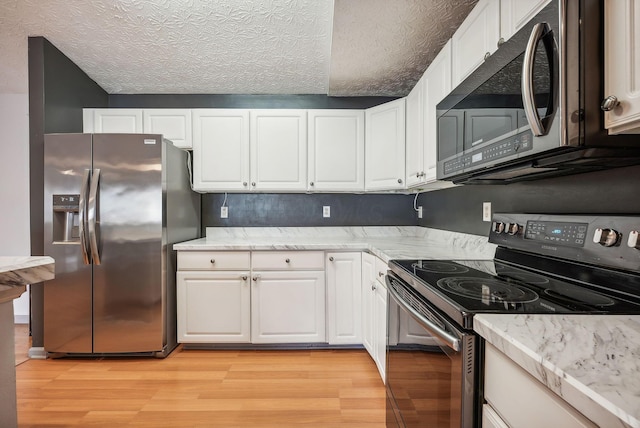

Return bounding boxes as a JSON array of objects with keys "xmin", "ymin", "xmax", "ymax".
[{"xmin": 475, "ymin": 314, "xmax": 640, "ymax": 428}]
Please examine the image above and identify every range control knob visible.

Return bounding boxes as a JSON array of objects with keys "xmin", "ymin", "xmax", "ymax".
[
  {"xmin": 628, "ymin": 231, "xmax": 640, "ymax": 249},
  {"xmin": 506, "ymin": 223, "xmax": 520, "ymax": 236},
  {"xmin": 593, "ymin": 228, "xmax": 621, "ymax": 247},
  {"xmin": 492, "ymin": 221, "xmax": 505, "ymax": 234}
]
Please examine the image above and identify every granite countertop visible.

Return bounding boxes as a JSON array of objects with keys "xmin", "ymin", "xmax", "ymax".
[
  {"xmin": 475, "ymin": 314, "xmax": 640, "ymax": 428},
  {"xmin": 0, "ymin": 256, "xmax": 55, "ymax": 303},
  {"xmin": 173, "ymin": 226, "xmax": 497, "ymax": 262}
]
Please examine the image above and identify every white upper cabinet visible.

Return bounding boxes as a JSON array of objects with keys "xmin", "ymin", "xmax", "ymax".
[
  {"xmin": 87, "ymin": 109, "xmax": 143, "ymax": 133},
  {"xmin": 307, "ymin": 110, "xmax": 365, "ymax": 192},
  {"xmin": 405, "ymin": 76, "xmax": 425, "ymax": 188},
  {"xmin": 250, "ymin": 110, "xmax": 308, "ymax": 192},
  {"xmin": 451, "ymin": 0, "xmax": 500, "ymax": 86},
  {"xmin": 500, "ymin": 0, "xmax": 551, "ymax": 42},
  {"xmin": 365, "ymin": 99, "xmax": 406, "ymax": 191},
  {"xmin": 603, "ymin": 0, "xmax": 640, "ymax": 134},
  {"xmin": 192, "ymin": 109, "xmax": 250, "ymax": 192},
  {"xmin": 143, "ymin": 109, "xmax": 192, "ymax": 149}
]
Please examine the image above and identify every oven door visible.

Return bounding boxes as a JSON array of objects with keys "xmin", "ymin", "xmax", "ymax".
[{"xmin": 386, "ymin": 273, "xmax": 478, "ymax": 428}]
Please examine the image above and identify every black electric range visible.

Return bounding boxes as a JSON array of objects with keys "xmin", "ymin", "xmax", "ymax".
[{"xmin": 387, "ymin": 214, "xmax": 640, "ymax": 330}]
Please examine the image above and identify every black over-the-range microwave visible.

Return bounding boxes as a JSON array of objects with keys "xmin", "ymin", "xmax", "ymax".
[{"xmin": 436, "ymin": 0, "xmax": 640, "ymax": 184}]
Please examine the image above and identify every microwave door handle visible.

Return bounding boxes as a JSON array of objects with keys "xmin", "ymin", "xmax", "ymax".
[
  {"xmin": 78, "ymin": 169, "xmax": 91, "ymax": 265},
  {"xmin": 522, "ymin": 22, "xmax": 548, "ymax": 136},
  {"xmin": 387, "ymin": 281, "xmax": 461, "ymax": 352},
  {"xmin": 88, "ymin": 168, "xmax": 101, "ymax": 265}
]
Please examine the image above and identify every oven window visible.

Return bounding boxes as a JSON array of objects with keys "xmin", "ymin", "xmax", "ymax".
[{"xmin": 387, "ymin": 300, "xmax": 463, "ymax": 427}]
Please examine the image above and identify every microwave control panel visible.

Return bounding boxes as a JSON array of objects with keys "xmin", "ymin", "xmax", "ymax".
[{"xmin": 443, "ymin": 131, "xmax": 533, "ymax": 176}]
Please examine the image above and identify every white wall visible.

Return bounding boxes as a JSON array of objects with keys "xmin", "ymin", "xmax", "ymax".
[{"xmin": 0, "ymin": 93, "xmax": 31, "ymax": 323}]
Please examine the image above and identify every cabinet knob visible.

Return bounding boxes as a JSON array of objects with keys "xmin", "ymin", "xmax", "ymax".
[
  {"xmin": 378, "ymin": 271, "xmax": 385, "ymax": 277},
  {"xmin": 601, "ymin": 95, "xmax": 620, "ymax": 112},
  {"xmin": 484, "ymin": 52, "xmax": 491, "ymax": 60},
  {"xmin": 241, "ymin": 275, "xmax": 248, "ymax": 281},
  {"xmin": 329, "ymin": 256, "xmax": 334, "ymax": 262},
  {"xmin": 252, "ymin": 274, "xmax": 261, "ymax": 282},
  {"xmin": 497, "ymin": 37, "xmax": 505, "ymax": 47},
  {"xmin": 251, "ymin": 182, "xmax": 256, "ymax": 187},
  {"xmin": 210, "ymin": 259, "xmax": 215, "ymax": 264},
  {"xmin": 309, "ymin": 182, "xmax": 314, "ymax": 186},
  {"xmin": 243, "ymin": 182, "xmax": 248, "ymax": 186},
  {"xmin": 371, "ymin": 283, "xmax": 377, "ymax": 291},
  {"xmin": 397, "ymin": 178, "xmax": 403, "ymax": 184},
  {"xmin": 285, "ymin": 258, "xmax": 290, "ymax": 263},
  {"xmin": 416, "ymin": 172, "xmax": 421, "ymax": 178}
]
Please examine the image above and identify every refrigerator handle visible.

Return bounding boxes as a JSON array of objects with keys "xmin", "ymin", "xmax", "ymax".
[
  {"xmin": 78, "ymin": 169, "xmax": 91, "ymax": 264},
  {"xmin": 88, "ymin": 168, "xmax": 102, "ymax": 265}
]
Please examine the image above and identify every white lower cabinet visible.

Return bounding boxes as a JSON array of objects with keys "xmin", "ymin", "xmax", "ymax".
[
  {"xmin": 362, "ymin": 252, "xmax": 388, "ymax": 382},
  {"xmin": 177, "ymin": 271, "xmax": 251, "ymax": 343},
  {"xmin": 250, "ymin": 270, "xmax": 325, "ymax": 343},
  {"xmin": 326, "ymin": 252, "xmax": 362, "ymax": 345},
  {"xmin": 484, "ymin": 343, "xmax": 597, "ymax": 428}
]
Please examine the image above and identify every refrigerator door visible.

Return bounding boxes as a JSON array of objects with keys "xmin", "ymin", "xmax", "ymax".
[
  {"xmin": 44, "ymin": 133, "xmax": 93, "ymax": 353},
  {"xmin": 91, "ymin": 134, "xmax": 164, "ymax": 353}
]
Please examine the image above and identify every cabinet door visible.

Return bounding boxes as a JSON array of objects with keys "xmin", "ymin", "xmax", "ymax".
[
  {"xmin": 192, "ymin": 109, "xmax": 250, "ymax": 192},
  {"xmin": 326, "ymin": 252, "xmax": 362, "ymax": 345},
  {"xmin": 251, "ymin": 270, "xmax": 325, "ymax": 343},
  {"xmin": 250, "ymin": 110, "xmax": 307, "ymax": 191},
  {"xmin": 91, "ymin": 109, "xmax": 143, "ymax": 133},
  {"xmin": 500, "ymin": 0, "xmax": 551, "ymax": 42},
  {"xmin": 361, "ymin": 253, "xmax": 376, "ymax": 357},
  {"xmin": 423, "ymin": 41, "xmax": 452, "ymax": 183},
  {"xmin": 482, "ymin": 404, "xmax": 510, "ymax": 428},
  {"xmin": 604, "ymin": 0, "xmax": 640, "ymax": 134},
  {"xmin": 176, "ymin": 271, "xmax": 251, "ymax": 343},
  {"xmin": 451, "ymin": 0, "xmax": 500, "ymax": 86},
  {"xmin": 405, "ymin": 76, "xmax": 425, "ymax": 188},
  {"xmin": 373, "ymin": 277, "xmax": 388, "ymax": 382},
  {"xmin": 308, "ymin": 110, "xmax": 365, "ymax": 192},
  {"xmin": 143, "ymin": 109, "xmax": 192, "ymax": 149},
  {"xmin": 365, "ymin": 99, "xmax": 406, "ymax": 191}
]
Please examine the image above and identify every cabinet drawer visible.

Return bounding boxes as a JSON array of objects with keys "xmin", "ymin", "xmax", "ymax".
[
  {"xmin": 375, "ymin": 257, "xmax": 388, "ymax": 286},
  {"xmin": 252, "ymin": 251, "xmax": 324, "ymax": 270},
  {"xmin": 178, "ymin": 251, "xmax": 250, "ymax": 270}
]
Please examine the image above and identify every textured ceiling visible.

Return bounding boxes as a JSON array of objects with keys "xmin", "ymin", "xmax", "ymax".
[{"xmin": 0, "ymin": 0, "xmax": 477, "ymax": 96}]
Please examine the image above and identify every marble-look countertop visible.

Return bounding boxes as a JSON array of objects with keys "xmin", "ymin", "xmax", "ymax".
[
  {"xmin": 173, "ymin": 226, "xmax": 497, "ymax": 261},
  {"xmin": 475, "ymin": 314, "xmax": 640, "ymax": 428},
  {"xmin": 0, "ymin": 256, "xmax": 55, "ymax": 303}
]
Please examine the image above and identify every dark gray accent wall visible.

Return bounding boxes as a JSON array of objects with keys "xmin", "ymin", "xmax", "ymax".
[
  {"xmin": 108, "ymin": 94, "xmax": 397, "ymax": 109},
  {"xmin": 417, "ymin": 164, "xmax": 640, "ymax": 236},
  {"xmin": 28, "ymin": 37, "xmax": 108, "ymax": 347},
  {"xmin": 201, "ymin": 193, "xmax": 417, "ymax": 228}
]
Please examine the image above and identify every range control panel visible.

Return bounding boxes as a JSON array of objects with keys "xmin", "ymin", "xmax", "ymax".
[{"xmin": 489, "ymin": 214, "xmax": 640, "ymax": 272}]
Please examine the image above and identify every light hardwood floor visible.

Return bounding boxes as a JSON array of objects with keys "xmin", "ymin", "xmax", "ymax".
[{"xmin": 14, "ymin": 326, "xmax": 386, "ymax": 427}]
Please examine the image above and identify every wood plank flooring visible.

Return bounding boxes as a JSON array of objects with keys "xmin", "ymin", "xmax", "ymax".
[{"xmin": 14, "ymin": 326, "xmax": 386, "ymax": 427}]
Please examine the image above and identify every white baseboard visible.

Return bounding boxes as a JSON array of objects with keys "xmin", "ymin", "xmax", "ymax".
[
  {"xmin": 28, "ymin": 347, "xmax": 46, "ymax": 359},
  {"xmin": 14, "ymin": 314, "xmax": 29, "ymax": 324}
]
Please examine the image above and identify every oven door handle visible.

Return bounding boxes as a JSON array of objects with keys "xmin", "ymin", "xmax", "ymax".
[{"xmin": 388, "ymin": 282, "xmax": 461, "ymax": 352}]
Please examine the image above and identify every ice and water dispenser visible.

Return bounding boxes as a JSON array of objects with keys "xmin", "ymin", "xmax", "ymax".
[{"xmin": 52, "ymin": 194, "xmax": 81, "ymax": 242}]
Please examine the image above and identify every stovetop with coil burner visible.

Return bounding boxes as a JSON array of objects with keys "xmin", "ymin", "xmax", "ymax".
[{"xmin": 387, "ymin": 214, "xmax": 640, "ymax": 330}]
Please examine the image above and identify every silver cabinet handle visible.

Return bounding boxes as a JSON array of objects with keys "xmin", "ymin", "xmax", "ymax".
[
  {"xmin": 371, "ymin": 283, "xmax": 377, "ymax": 291},
  {"xmin": 87, "ymin": 168, "xmax": 101, "ymax": 265},
  {"xmin": 484, "ymin": 52, "xmax": 491, "ymax": 60},
  {"xmin": 309, "ymin": 182, "xmax": 314, "ymax": 186},
  {"xmin": 285, "ymin": 258, "xmax": 290, "ymax": 263},
  {"xmin": 329, "ymin": 256, "xmax": 334, "ymax": 262},
  {"xmin": 251, "ymin": 182, "xmax": 256, "ymax": 187},
  {"xmin": 497, "ymin": 37, "xmax": 504, "ymax": 47},
  {"xmin": 243, "ymin": 182, "xmax": 248, "ymax": 186},
  {"xmin": 78, "ymin": 169, "xmax": 91, "ymax": 265},
  {"xmin": 397, "ymin": 178, "xmax": 403, "ymax": 184},
  {"xmin": 252, "ymin": 274, "xmax": 261, "ymax": 282},
  {"xmin": 522, "ymin": 22, "xmax": 551, "ymax": 136},
  {"xmin": 601, "ymin": 95, "xmax": 620, "ymax": 112},
  {"xmin": 241, "ymin": 275, "xmax": 248, "ymax": 281},
  {"xmin": 210, "ymin": 259, "xmax": 215, "ymax": 264},
  {"xmin": 378, "ymin": 271, "xmax": 385, "ymax": 277}
]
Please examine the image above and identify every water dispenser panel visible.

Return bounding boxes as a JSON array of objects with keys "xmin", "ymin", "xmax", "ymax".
[{"xmin": 52, "ymin": 194, "xmax": 80, "ymax": 243}]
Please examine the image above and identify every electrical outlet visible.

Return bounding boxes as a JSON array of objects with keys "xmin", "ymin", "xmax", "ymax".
[
  {"xmin": 418, "ymin": 206, "xmax": 423, "ymax": 219},
  {"xmin": 482, "ymin": 202, "xmax": 491, "ymax": 222},
  {"xmin": 220, "ymin": 206, "xmax": 228, "ymax": 219},
  {"xmin": 323, "ymin": 206, "xmax": 331, "ymax": 218}
]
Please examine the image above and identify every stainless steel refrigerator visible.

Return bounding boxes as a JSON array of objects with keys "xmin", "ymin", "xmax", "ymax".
[{"xmin": 43, "ymin": 133, "xmax": 200, "ymax": 357}]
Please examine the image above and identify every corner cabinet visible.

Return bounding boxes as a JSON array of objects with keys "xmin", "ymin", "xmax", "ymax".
[
  {"xmin": 307, "ymin": 110, "xmax": 365, "ymax": 192},
  {"xmin": 176, "ymin": 251, "xmax": 251, "ymax": 343},
  {"xmin": 603, "ymin": 0, "xmax": 640, "ymax": 134},
  {"xmin": 326, "ymin": 252, "xmax": 362, "ymax": 345},
  {"xmin": 365, "ymin": 99, "xmax": 406, "ymax": 191},
  {"xmin": 250, "ymin": 251, "xmax": 325, "ymax": 343}
]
